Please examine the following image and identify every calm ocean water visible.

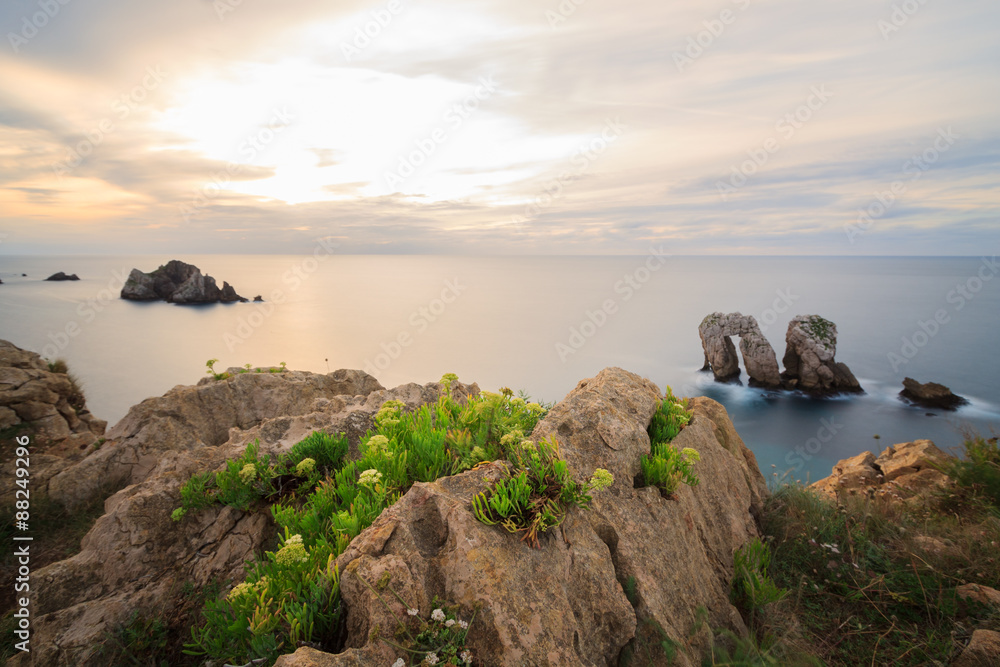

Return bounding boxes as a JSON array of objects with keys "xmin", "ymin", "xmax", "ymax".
[{"xmin": 1, "ymin": 254, "xmax": 997, "ymax": 483}]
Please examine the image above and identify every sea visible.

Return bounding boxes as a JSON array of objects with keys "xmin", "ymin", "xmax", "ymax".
[{"xmin": 1, "ymin": 254, "xmax": 998, "ymax": 484}]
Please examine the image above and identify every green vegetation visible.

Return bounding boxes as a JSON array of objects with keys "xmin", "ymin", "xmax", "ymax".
[
  {"xmin": 205, "ymin": 358, "xmax": 288, "ymax": 381},
  {"xmin": 939, "ymin": 434, "xmax": 1000, "ymax": 509},
  {"xmin": 617, "ymin": 576, "xmax": 680, "ymax": 666},
  {"xmin": 641, "ymin": 389, "xmax": 699, "ymax": 496},
  {"xmin": 46, "ymin": 357, "xmax": 85, "ymax": 410},
  {"xmin": 175, "ymin": 376, "xmax": 549, "ymax": 665},
  {"xmin": 1, "ymin": 490, "xmax": 110, "ymax": 661},
  {"xmin": 472, "ymin": 436, "xmax": 613, "ymax": 547},
  {"xmin": 357, "ymin": 573, "xmax": 476, "ymax": 667},
  {"xmin": 749, "ymin": 440, "xmax": 1000, "ymax": 666},
  {"xmin": 97, "ymin": 610, "xmax": 171, "ymax": 667},
  {"xmin": 732, "ymin": 537, "xmax": 788, "ymax": 613},
  {"xmin": 800, "ymin": 315, "xmax": 835, "ymax": 348}
]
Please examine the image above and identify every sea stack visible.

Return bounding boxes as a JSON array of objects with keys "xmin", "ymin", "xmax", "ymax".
[
  {"xmin": 780, "ymin": 315, "xmax": 862, "ymax": 394},
  {"xmin": 698, "ymin": 312, "xmax": 782, "ymax": 387}
]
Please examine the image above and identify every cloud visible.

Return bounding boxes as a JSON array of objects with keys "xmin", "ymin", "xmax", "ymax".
[{"xmin": 1, "ymin": 0, "xmax": 998, "ymax": 254}]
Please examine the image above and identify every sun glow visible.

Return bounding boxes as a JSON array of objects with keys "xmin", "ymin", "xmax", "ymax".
[{"xmin": 150, "ymin": 8, "xmax": 582, "ymax": 207}]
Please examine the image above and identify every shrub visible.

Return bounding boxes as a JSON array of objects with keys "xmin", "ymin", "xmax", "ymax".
[
  {"xmin": 941, "ymin": 435, "xmax": 1000, "ymax": 508},
  {"xmin": 472, "ymin": 437, "xmax": 613, "ymax": 547},
  {"xmin": 641, "ymin": 389, "xmax": 699, "ymax": 495},
  {"xmin": 731, "ymin": 537, "xmax": 787, "ymax": 612}
]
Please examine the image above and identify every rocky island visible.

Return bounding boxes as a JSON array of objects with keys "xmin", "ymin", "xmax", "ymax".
[
  {"xmin": 699, "ymin": 312, "xmax": 862, "ymax": 395},
  {"xmin": 120, "ymin": 260, "xmax": 247, "ymax": 304},
  {"xmin": 44, "ymin": 272, "xmax": 80, "ymax": 281}
]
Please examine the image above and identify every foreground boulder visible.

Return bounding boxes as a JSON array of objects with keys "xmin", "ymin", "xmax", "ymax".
[
  {"xmin": 952, "ymin": 629, "xmax": 1000, "ymax": 667},
  {"xmin": 0, "ymin": 340, "xmax": 106, "ymax": 505},
  {"xmin": 120, "ymin": 260, "xmax": 246, "ymax": 303},
  {"xmin": 810, "ymin": 439, "xmax": 953, "ymax": 501},
  {"xmin": 899, "ymin": 377, "xmax": 969, "ymax": 411},
  {"xmin": 781, "ymin": 315, "xmax": 862, "ymax": 394},
  {"xmin": 10, "ymin": 369, "xmax": 480, "ymax": 666},
  {"xmin": 698, "ymin": 312, "xmax": 781, "ymax": 387},
  {"xmin": 44, "ymin": 272, "xmax": 80, "ymax": 281},
  {"xmin": 279, "ymin": 368, "xmax": 768, "ymax": 667}
]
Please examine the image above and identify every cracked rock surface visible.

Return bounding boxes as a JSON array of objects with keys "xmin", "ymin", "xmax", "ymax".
[
  {"xmin": 8, "ymin": 365, "xmax": 478, "ymax": 667},
  {"xmin": 277, "ymin": 367, "xmax": 768, "ymax": 667}
]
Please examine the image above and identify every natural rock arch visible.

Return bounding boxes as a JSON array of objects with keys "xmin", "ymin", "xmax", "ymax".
[{"xmin": 698, "ymin": 312, "xmax": 781, "ymax": 387}]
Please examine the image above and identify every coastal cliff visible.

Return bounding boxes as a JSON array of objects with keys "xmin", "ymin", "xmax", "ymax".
[{"xmin": 2, "ymin": 339, "xmax": 996, "ymax": 667}]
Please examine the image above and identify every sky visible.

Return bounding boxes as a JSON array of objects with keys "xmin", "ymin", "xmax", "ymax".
[{"xmin": 0, "ymin": 0, "xmax": 998, "ymax": 255}]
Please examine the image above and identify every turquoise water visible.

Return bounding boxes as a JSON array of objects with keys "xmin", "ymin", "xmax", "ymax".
[{"xmin": 1, "ymin": 254, "xmax": 997, "ymax": 482}]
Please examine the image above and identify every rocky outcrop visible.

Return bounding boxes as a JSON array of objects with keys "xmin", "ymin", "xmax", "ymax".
[
  {"xmin": 780, "ymin": 315, "xmax": 861, "ymax": 394},
  {"xmin": 44, "ymin": 272, "xmax": 79, "ymax": 281},
  {"xmin": 899, "ymin": 377, "xmax": 969, "ymax": 411},
  {"xmin": 278, "ymin": 368, "xmax": 768, "ymax": 667},
  {"xmin": 43, "ymin": 367, "xmax": 389, "ymax": 511},
  {"xmin": 16, "ymin": 366, "xmax": 769, "ymax": 667},
  {"xmin": 0, "ymin": 341, "xmax": 106, "ymax": 505},
  {"xmin": 698, "ymin": 312, "xmax": 781, "ymax": 387},
  {"xmin": 952, "ymin": 629, "xmax": 1000, "ymax": 667},
  {"xmin": 120, "ymin": 260, "xmax": 247, "ymax": 304},
  {"xmin": 810, "ymin": 439, "xmax": 953, "ymax": 501},
  {"xmin": 11, "ymin": 369, "xmax": 481, "ymax": 667}
]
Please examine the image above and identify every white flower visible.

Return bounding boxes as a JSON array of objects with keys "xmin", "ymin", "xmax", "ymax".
[
  {"xmin": 431, "ymin": 608, "xmax": 446, "ymax": 622},
  {"xmin": 359, "ymin": 469, "xmax": 383, "ymax": 487},
  {"xmin": 424, "ymin": 653, "xmax": 439, "ymax": 665},
  {"xmin": 445, "ymin": 619, "xmax": 456, "ymax": 627},
  {"xmin": 392, "ymin": 659, "xmax": 405, "ymax": 667},
  {"xmin": 458, "ymin": 620, "xmax": 469, "ymax": 630},
  {"xmin": 407, "ymin": 608, "xmax": 419, "ymax": 616},
  {"xmin": 460, "ymin": 650, "xmax": 473, "ymax": 664}
]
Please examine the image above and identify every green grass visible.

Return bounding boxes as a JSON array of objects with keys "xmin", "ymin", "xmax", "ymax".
[{"xmin": 756, "ymin": 472, "xmax": 1000, "ymax": 666}]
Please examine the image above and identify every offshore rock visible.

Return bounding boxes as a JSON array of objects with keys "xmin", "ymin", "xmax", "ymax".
[
  {"xmin": 278, "ymin": 367, "xmax": 768, "ymax": 667},
  {"xmin": 781, "ymin": 315, "xmax": 861, "ymax": 394},
  {"xmin": 44, "ymin": 272, "xmax": 80, "ymax": 281},
  {"xmin": 120, "ymin": 260, "xmax": 247, "ymax": 303},
  {"xmin": 899, "ymin": 377, "xmax": 969, "ymax": 411},
  {"xmin": 698, "ymin": 312, "xmax": 782, "ymax": 387}
]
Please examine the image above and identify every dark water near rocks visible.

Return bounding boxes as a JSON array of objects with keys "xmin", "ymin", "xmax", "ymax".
[{"xmin": 1, "ymin": 254, "xmax": 998, "ymax": 483}]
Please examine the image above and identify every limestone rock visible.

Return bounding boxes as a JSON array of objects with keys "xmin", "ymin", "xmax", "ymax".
[
  {"xmin": 810, "ymin": 451, "xmax": 880, "ymax": 497},
  {"xmin": 956, "ymin": 583, "xmax": 1000, "ymax": 609},
  {"xmin": 900, "ymin": 377, "xmax": 969, "ymax": 411},
  {"xmin": 811, "ymin": 439, "xmax": 955, "ymax": 501},
  {"xmin": 874, "ymin": 439, "xmax": 950, "ymax": 482},
  {"xmin": 45, "ymin": 368, "xmax": 387, "ymax": 510},
  {"xmin": 0, "ymin": 340, "xmax": 106, "ymax": 506},
  {"xmin": 44, "ymin": 272, "xmax": 80, "ymax": 281},
  {"xmin": 951, "ymin": 629, "xmax": 1000, "ymax": 667},
  {"xmin": 698, "ymin": 312, "xmax": 781, "ymax": 387},
  {"xmin": 781, "ymin": 315, "xmax": 862, "ymax": 394},
  {"xmin": 120, "ymin": 260, "xmax": 247, "ymax": 303},
  {"xmin": 306, "ymin": 367, "xmax": 767, "ymax": 667},
  {"xmin": 10, "ymin": 371, "xmax": 479, "ymax": 667}
]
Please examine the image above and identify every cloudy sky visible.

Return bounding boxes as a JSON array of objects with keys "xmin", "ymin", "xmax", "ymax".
[{"xmin": 0, "ymin": 0, "xmax": 997, "ymax": 255}]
